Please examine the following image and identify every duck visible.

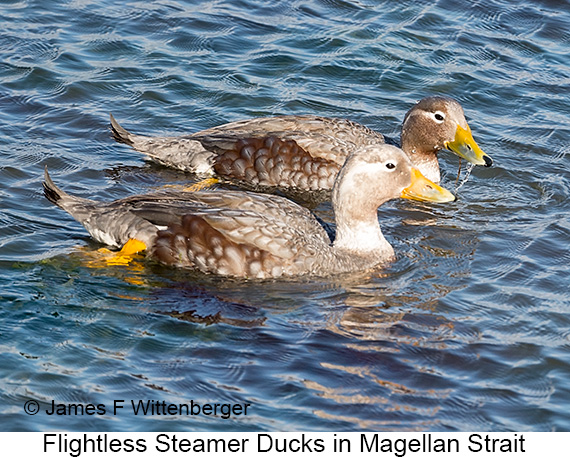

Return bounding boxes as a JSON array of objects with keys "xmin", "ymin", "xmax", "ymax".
[
  {"xmin": 43, "ymin": 144, "xmax": 455, "ymax": 279},
  {"xmin": 110, "ymin": 96, "xmax": 492, "ymax": 190}
]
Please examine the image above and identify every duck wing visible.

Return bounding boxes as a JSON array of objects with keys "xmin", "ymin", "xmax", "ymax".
[
  {"xmin": 192, "ymin": 115, "xmax": 385, "ymax": 164},
  {"xmin": 111, "ymin": 114, "xmax": 386, "ymax": 191},
  {"xmin": 122, "ymin": 191, "xmax": 332, "ymax": 278}
]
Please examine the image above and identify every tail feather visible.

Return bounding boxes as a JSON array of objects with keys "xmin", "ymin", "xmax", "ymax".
[
  {"xmin": 108, "ymin": 114, "xmax": 216, "ymax": 174},
  {"xmin": 110, "ymin": 113, "xmax": 134, "ymax": 146},
  {"xmin": 42, "ymin": 166, "xmax": 96, "ymax": 223},
  {"xmin": 43, "ymin": 166, "xmax": 67, "ymax": 205},
  {"xmin": 42, "ymin": 167, "xmax": 158, "ymax": 249}
]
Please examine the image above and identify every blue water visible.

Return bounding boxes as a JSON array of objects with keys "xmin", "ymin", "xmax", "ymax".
[{"xmin": 1, "ymin": 0, "xmax": 569, "ymax": 432}]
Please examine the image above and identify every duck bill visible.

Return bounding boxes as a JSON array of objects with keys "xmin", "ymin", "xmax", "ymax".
[
  {"xmin": 445, "ymin": 123, "xmax": 493, "ymax": 167},
  {"xmin": 401, "ymin": 168, "xmax": 456, "ymax": 203}
]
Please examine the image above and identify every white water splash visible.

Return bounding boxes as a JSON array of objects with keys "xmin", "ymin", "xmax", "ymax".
[{"xmin": 455, "ymin": 162, "xmax": 476, "ymax": 193}]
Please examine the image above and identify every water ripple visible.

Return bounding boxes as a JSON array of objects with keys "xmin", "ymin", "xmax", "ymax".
[{"xmin": 1, "ymin": 0, "xmax": 570, "ymax": 432}]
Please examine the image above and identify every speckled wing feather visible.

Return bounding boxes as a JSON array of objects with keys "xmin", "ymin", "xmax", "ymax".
[
  {"xmin": 192, "ymin": 115, "xmax": 386, "ymax": 164},
  {"xmin": 121, "ymin": 190, "xmax": 322, "ymax": 231},
  {"xmin": 122, "ymin": 191, "xmax": 331, "ymax": 278},
  {"xmin": 208, "ymin": 136, "xmax": 341, "ymax": 190},
  {"xmin": 111, "ymin": 114, "xmax": 386, "ymax": 190},
  {"xmin": 108, "ymin": 190, "xmax": 332, "ymax": 277}
]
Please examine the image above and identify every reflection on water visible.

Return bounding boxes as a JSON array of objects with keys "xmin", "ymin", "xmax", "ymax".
[{"xmin": 0, "ymin": 0, "xmax": 569, "ymax": 432}]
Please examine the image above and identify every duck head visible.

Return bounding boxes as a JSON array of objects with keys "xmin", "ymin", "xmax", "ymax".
[
  {"xmin": 331, "ymin": 144, "xmax": 454, "ymax": 255},
  {"xmin": 401, "ymin": 96, "xmax": 493, "ymax": 169},
  {"xmin": 332, "ymin": 144, "xmax": 455, "ymax": 219}
]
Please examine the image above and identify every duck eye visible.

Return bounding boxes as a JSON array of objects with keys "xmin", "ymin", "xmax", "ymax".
[
  {"xmin": 386, "ymin": 162, "xmax": 396, "ymax": 170},
  {"xmin": 433, "ymin": 111, "xmax": 445, "ymax": 122}
]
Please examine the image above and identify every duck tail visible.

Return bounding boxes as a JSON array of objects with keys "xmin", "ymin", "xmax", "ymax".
[
  {"xmin": 42, "ymin": 167, "xmax": 98, "ymax": 224},
  {"xmin": 43, "ymin": 166, "xmax": 68, "ymax": 206},
  {"xmin": 110, "ymin": 113, "xmax": 135, "ymax": 146},
  {"xmin": 42, "ymin": 167, "xmax": 155, "ymax": 249},
  {"xmin": 108, "ymin": 114, "xmax": 215, "ymax": 174}
]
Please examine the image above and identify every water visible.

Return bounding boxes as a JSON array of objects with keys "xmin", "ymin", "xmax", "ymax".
[
  {"xmin": 453, "ymin": 162, "xmax": 475, "ymax": 193},
  {"xmin": 1, "ymin": 0, "xmax": 569, "ymax": 432}
]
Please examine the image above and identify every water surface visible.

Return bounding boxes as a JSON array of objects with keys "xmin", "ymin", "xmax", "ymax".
[{"xmin": 0, "ymin": 0, "xmax": 569, "ymax": 431}]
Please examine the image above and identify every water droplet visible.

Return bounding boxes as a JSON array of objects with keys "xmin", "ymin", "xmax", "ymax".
[{"xmin": 455, "ymin": 163, "xmax": 475, "ymax": 192}]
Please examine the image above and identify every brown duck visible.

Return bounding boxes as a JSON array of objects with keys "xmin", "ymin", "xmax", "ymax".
[
  {"xmin": 43, "ymin": 144, "xmax": 455, "ymax": 279},
  {"xmin": 110, "ymin": 96, "xmax": 492, "ymax": 190}
]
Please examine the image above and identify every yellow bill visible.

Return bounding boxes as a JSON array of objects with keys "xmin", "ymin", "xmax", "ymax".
[
  {"xmin": 445, "ymin": 123, "xmax": 493, "ymax": 167},
  {"xmin": 401, "ymin": 168, "xmax": 456, "ymax": 203}
]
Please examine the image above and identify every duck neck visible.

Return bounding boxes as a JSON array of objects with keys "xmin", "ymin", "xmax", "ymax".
[
  {"xmin": 400, "ymin": 137, "xmax": 441, "ymax": 183},
  {"xmin": 331, "ymin": 185, "xmax": 393, "ymax": 258}
]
